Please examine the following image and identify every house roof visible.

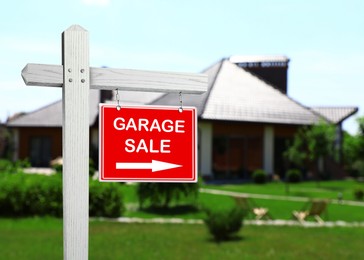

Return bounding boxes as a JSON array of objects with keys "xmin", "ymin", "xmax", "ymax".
[
  {"xmin": 7, "ymin": 90, "xmax": 101, "ymax": 127},
  {"xmin": 7, "ymin": 57, "xmax": 358, "ymax": 128},
  {"xmin": 229, "ymin": 55, "xmax": 289, "ymax": 64},
  {"xmin": 7, "ymin": 89, "xmax": 165, "ymax": 127},
  {"xmin": 310, "ymin": 107, "xmax": 358, "ymax": 124},
  {"xmin": 153, "ymin": 59, "xmax": 324, "ymax": 125}
]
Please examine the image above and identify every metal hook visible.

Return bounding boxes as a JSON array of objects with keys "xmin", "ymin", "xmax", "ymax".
[
  {"xmin": 178, "ymin": 92, "xmax": 183, "ymax": 113},
  {"xmin": 116, "ymin": 89, "xmax": 121, "ymax": 111}
]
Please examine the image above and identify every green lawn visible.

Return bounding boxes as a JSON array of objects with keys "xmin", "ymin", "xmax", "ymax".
[
  {"xmin": 120, "ymin": 180, "xmax": 364, "ymax": 222},
  {"xmin": 2, "ymin": 180, "xmax": 364, "ymax": 259},
  {"xmin": 1, "ymin": 218, "xmax": 363, "ymax": 259},
  {"xmin": 204, "ymin": 179, "xmax": 363, "ymax": 200}
]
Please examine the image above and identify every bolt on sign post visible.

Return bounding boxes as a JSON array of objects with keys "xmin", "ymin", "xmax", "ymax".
[
  {"xmin": 99, "ymin": 105, "xmax": 197, "ymax": 182},
  {"xmin": 21, "ymin": 25, "xmax": 207, "ymax": 259}
]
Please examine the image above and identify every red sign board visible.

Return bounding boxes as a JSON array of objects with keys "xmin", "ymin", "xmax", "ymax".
[{"xmin": 99, "ymin": 104, "xmax": 197, "ymax": 182}]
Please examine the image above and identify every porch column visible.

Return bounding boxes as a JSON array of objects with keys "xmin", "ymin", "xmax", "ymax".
[
  {"xmin": 263, "ymin": 125, "xmax": 274, "ymax": 175},
  {"xmin": 199, "ymin": 121, "xmax": 213, "ymax": 178}
]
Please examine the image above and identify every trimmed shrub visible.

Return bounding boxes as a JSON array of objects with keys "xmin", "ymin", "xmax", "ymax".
[
  {"xmin": 0, "ymin": 173, "xmax": 62, "ymax": 217},
  {"xmin": 354, "ymin": 188, "xmax": 364, "ymax": 200},
  {"xmin": 24, "ymin": 174, "xmax": 63, "ymax": 217},
  {"xmin": 137, "ymin": 182, "xmax": 199, "ymax": 208},
  {"xmin": 0, "ymin": 159, "xmax": 13, "ymax": 172},
  {"xmin": 89, "ymin": 180, "xmax": 124, "ymax": 218},
  {"xmin": 0, "ymin": 173, "xmax": 124, "ymax": 218},
  {"xmin": 204, "ymin": 206, "xmax": 244, "ymax": 242},
  {"xmin": 286, "ymin": 169, "xmax": 302, "ymax": 183},
  {"xmin": 252, "ymin": 169, "xmax": 267, "ymax": 184},
  {"xmin": 0, "ymin": 159, "xmax": 30, "ymax": 174}
]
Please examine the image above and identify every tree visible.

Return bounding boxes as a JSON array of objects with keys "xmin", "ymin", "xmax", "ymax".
[
  {"xmin": 284, "ymin": 121, "xmax": 336, "ymax": 181},
  {"xmin": 343, "ymin": 116, "xmax": 364, "ymax": 177}
]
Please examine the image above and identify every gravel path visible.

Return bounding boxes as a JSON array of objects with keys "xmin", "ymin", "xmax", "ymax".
[
  {"xmin": 200, "ymin": 188, "xmax": 364, "ymax": 207},
  {"xmin": 92, "ymin": 217, "xmax": 364, "ymax": 228}
]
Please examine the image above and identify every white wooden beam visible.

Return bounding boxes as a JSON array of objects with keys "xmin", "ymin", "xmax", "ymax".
[
  {"xmin": 62, "ymin": 24, "xmax": 89, "ymax": 260},
  {"xmin": 21, "ymin": 63, "xmax": 207, "ymax": 94}
]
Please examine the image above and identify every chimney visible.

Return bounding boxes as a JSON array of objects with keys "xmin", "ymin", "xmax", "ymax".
[{"xmin": 230, "ymin": 56, "xmax": 290, "ymax": 94}]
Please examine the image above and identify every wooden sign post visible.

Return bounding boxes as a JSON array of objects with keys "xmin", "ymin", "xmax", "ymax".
[{"xmin": 21, "ymin": 25, "xmax": 207, "ymax": 260}]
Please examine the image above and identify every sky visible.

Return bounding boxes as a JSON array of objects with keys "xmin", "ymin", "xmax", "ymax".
[{"xmin": 1, "ymin": 0, "xmax": 363, "ymax": 134}]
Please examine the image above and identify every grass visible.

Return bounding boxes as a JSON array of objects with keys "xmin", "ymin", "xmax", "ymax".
[
  {"xmin": 1, "ymin": 180, "xmax": 364, "ymax": 259},
  {"xmin": 1, "ymin": 217, "xmax": 364, "ymax": 259},
  {"xmin": 204, "ymin": 179, "xmax": 363, "ymax": 200},
  {"xmin": 118, "ymin": 180, "xmax": 364, "ymax": 222}
]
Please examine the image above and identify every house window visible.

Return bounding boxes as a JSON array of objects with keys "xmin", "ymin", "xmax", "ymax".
[{"xmin": 29, "ymin": 136, "xmax": 51, "ymax": 167}]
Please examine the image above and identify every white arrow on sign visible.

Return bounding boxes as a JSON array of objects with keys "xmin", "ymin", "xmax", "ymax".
[{"xmin": 116, "ymin": 160, "xmax": 182, "ymax": 172}]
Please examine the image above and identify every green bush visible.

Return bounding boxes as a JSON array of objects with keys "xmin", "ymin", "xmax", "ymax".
[
  {"xmin": 137, "ymin": 182, "xmax": 199, "ymax": 208},
  {"xmin": 0, "ymin": 159, "xmax": 30, "ymax": 174},
  {"xmin": 89, "ymin": 180, "xmax": 124, "ymax": 218},
  {"xmin": 204, "ymin": 206, "xmax": 244, "ymax": 242},
  {"xmin": 354, "ymin": 187, "xmax": 364, "ymax": 200},
  {"xmin": 24, "ymin": 175, "xmax": 63, "ymax": 217},
  {"xmin": 89, "ymin": 159, "xmax": 96, "ymax": 177},
  {"xmin": 0, "ymin": 173, "xmax": 124, "ymax": 218},
  {"xmin": 0, "ymin": 173, "xmax": 62, "ymax": 217},
  {"xmin": 252, "ymin": 169, "xmax": 267, "ymax": 184},
  {"xmin": 52, "ymin": 163, "xmax": 63, "ymax": 173},
  {"xmin": 286, "ymin": 169, "xmax": 302, "ymax": 183},
  {"xmin": 14, "ymin": 158, "xmax": 31, "ymax": 169},
  {"xmin": 0, "ymin": 159, "xmax": 13, "ymax": 172}
]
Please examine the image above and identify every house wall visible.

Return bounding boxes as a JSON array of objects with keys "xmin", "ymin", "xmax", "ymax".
[
  {"xmin": 212, "ymin": 121, "xmax": 264, "ymax": 179},
  {"xmin": 16, "ymin": 126, "xmax": 101, "ymax": 167},
  {"xmin": 17, "ymin": 127, "xmax": 62, "ymax": 166},
  {"xmin": 12, "ymin": 128, "xmax": 19, "ymax": 161},
  {"xmin": 273, "ymin": 124, "xmax": 300, "ymax": 177},
  {"xmin": 12, "ymin": 121, "xmax": 301, "ymax": 175},
  {"xmin": 209, "ymin": 121, "xmax": 301, "ymax": 180},
  {"xmin": 274, "ymin": 124, "xmax": 299, "ymax": 137}
]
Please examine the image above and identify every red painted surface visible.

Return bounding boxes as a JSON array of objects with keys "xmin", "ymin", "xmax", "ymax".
[{"xmin": 99, "ymin": 104, "xmax": 197, "ymax": 182}]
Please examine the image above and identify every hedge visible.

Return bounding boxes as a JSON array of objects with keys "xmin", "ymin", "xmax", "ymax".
[
  {"xmin": 0, "ymin": 173, "xmax": 124, "ymax": 217},
  {"xmin": 252, "ymin": 169, "xmax": 267, "ymax": 184},
  {"xmin": 137, "ymin": 182, "xmax": 199, "ymax": 208}
]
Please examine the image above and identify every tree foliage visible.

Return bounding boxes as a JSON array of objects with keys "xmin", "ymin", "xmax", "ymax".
[
  {"xmin": 284, "ymin": 121, "xmax": 336, "ymax": 168},
  {"xmin": 343, "ymin": 116, "xmax": 364, "ymax": 177}
]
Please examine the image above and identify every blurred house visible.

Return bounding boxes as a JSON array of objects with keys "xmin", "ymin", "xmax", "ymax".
[{"xmin": 7, "ymin": 56, "xmax": 357, "ymax": 180}]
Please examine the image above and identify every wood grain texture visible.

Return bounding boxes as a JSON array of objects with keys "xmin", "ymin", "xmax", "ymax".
[
  {"xmin": 62, "ymin": 25, "xmax": 89, "ymax": 260},
  {"xmin": 21, "ymin": 63, "xmax": 208, "ymax": 94}
]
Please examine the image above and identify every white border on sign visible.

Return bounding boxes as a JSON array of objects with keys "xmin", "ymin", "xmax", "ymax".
[{"xmin": 98, "ymin": 104, "xmax": 198, "ymax": 183}]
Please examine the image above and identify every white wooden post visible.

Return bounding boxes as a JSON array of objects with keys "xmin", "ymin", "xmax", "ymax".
[
  {"xmin": 62, "ymin": 25, "xmax": 89, "ymax": 260},
  {"xmin": 21, "ymin": 24, "xmax": 207, "ymax": 260}
]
